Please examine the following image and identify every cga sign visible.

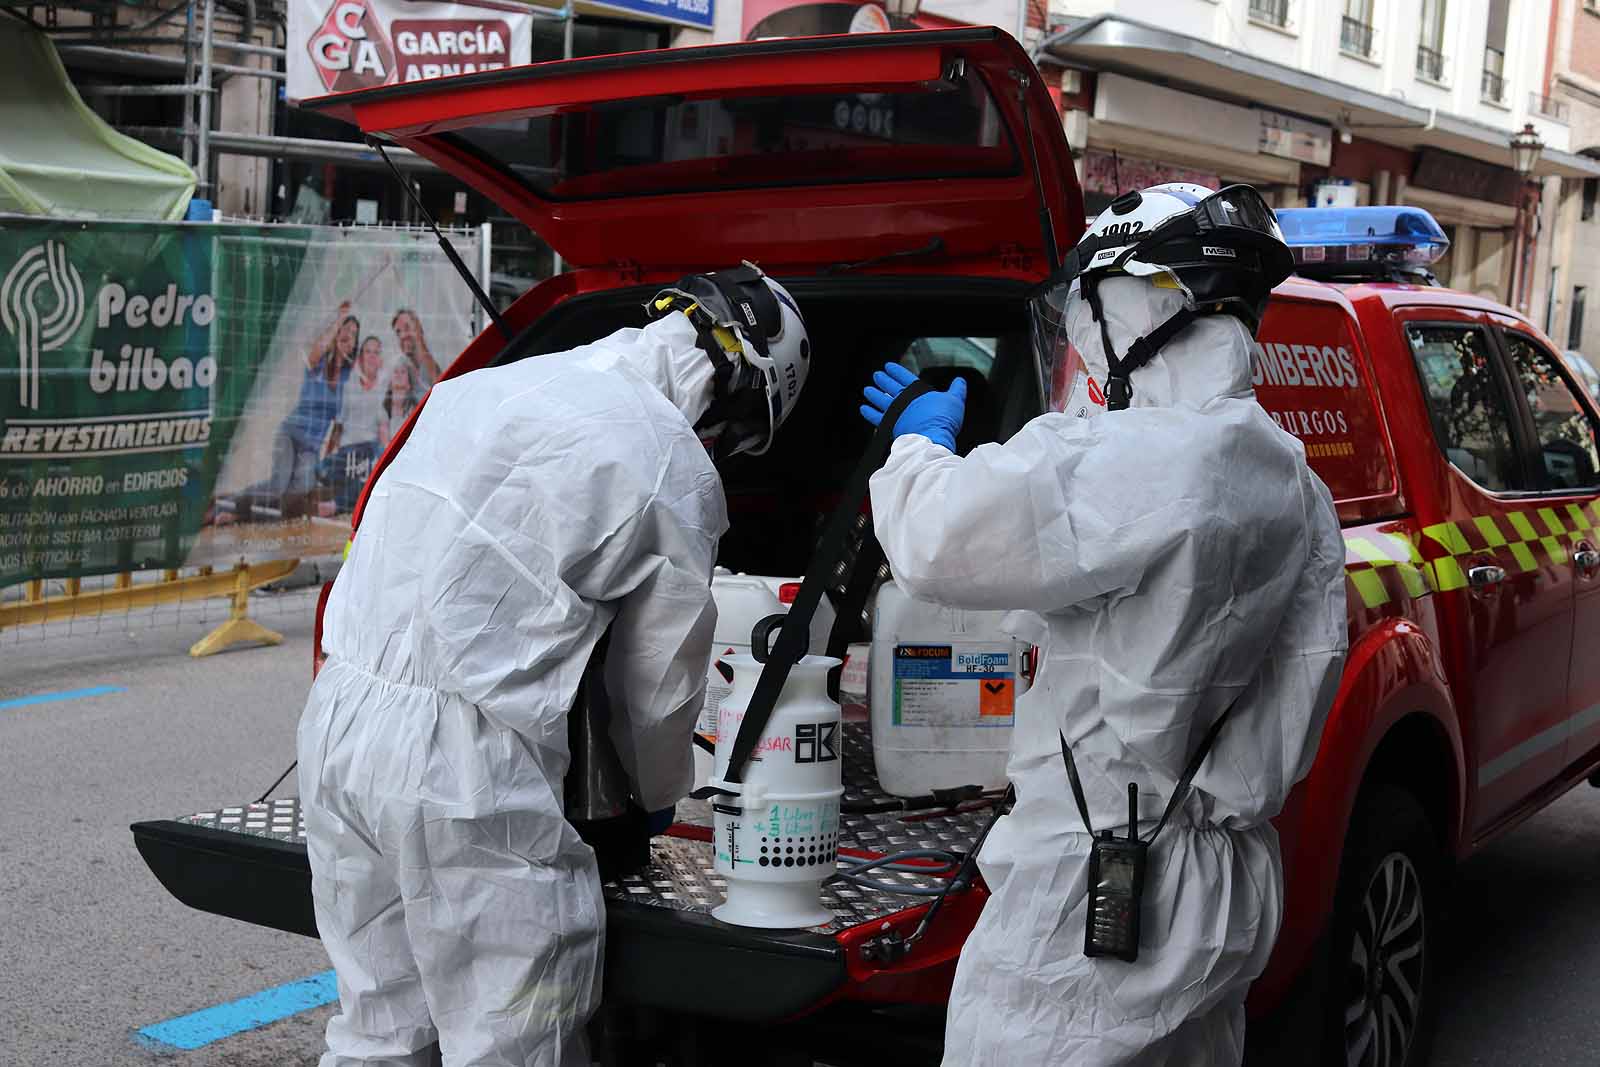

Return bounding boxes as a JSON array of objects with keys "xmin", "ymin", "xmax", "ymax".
[{"xmin": 289, "ymin": 0, "xmax": 533, "ymax": 100}]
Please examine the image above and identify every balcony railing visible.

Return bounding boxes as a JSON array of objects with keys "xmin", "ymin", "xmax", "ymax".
[
  {"xmin": 1340, "ymin": 16, "xmax": 1374, "ymax": 56},
  {"xmin": 1481, "ymin": 69, "xmax": 1506, "ymax": 102},
  {"xmin": 1532, "ymin": 92, "xmax": 1571, "ymax": 123},
  {"xmin": 1416, "ymin": 44, "xmax": 1446, "ymax": 83},
  {"xmin": 1249, "ymin": 0, "xmax": 1289, "ymax": 27}
]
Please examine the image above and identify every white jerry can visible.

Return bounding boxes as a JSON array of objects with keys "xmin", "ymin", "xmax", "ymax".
[
  {"xmin": 693, "ymin": 570, "xmax": 835, "ymax": 790},
  {"xmin": 869, "ymin": 580, "xmax": 1026, "ymax": 798},
  {"xmin": 709, "ymin": 652, "xmax": 844, "ymax": 929}
]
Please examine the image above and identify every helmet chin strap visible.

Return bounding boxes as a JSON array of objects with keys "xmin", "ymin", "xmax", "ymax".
[{"xmin": 1082, "ymin": 274, "xmax": 1201, "ymax": 412}]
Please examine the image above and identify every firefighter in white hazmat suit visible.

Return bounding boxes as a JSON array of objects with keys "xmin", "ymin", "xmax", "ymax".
[
  {"xmin": 861, "ymin": 185, "xmax": 1348, "ymax": 1065},
  {"xmin": 298, "ymin": 265, "xmax": 810, "ymax": 1067}
]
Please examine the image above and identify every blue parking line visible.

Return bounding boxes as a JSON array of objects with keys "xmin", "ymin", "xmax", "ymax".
[
  {"xmin": 0, "ymin": 685, "xmax": 124, "ymax": 711},
  {"xmin": 134, "ymin": 970, "xmax": 339, "ymax": 1051}
]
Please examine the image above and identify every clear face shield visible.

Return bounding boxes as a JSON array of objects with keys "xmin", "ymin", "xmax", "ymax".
[{"xmin": 1029, "ymin": 277, "xmax": 1104, "ymax": 419}]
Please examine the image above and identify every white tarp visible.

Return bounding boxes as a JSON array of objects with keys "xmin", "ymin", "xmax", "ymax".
[
  {"xmin": 288, "ymin": 0, "xmax": 537, "ymax": 103},
  {"xmin": 0, "ymin": 24, "xmax": 195, "ymax": 221}
]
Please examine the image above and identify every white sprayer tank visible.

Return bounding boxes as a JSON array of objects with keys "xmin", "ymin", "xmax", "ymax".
[
  {"xmin": 710, "ymin": 652, "xmax": 844, "ymax": 929},
  {"xmin": 694, "ymin": 570, "xmax": 835, "ymax": 790},
  {"xmin": 869, "ymin": 580, "xmax": 1026, "ymax": 797}
]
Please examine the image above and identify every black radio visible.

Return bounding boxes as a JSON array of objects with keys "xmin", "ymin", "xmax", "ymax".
[
  {"xmin": 1061, "ymin": 702, "xmax": 1240, "ymax": 967},
  {"xmin": 1084, "ymin": 785, "xmax": 1148, "ymax": 962}
]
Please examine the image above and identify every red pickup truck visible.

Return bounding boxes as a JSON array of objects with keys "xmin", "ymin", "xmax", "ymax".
[{"xmin": 131, "ymin": 29, "xmax": 1600, "ymax": 1067}]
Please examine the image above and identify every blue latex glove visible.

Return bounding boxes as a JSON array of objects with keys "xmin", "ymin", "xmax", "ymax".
[
  {"xmin": 646, "ymin": 806, "xmax": 675, "ymax": 836},
  {"xmin": 860, "ymin": 362, "xmax": 968, "ymax": 452}
]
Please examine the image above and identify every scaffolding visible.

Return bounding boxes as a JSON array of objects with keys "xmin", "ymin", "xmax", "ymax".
[{"xmin": 0, "ymin": 0, "xmax": 577, "ymax": 195}]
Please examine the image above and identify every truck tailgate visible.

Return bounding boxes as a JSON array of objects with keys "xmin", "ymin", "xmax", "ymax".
[{"xmin": 131, "ymin": 725, "xmax": 994, "ymax": 1022}]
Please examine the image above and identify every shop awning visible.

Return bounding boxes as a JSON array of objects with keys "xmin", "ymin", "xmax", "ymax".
[
  {"xmin": 0, "ymin": 23, "xmax": 195, "ymax": 221},
  {"xmin": 1039, "ymin": 15, "xmax": 1600, "ymax": 181}
]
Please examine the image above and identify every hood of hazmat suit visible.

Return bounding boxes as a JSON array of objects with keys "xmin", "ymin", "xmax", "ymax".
[
  {"xmin": 869, "ymin": 276, "xmax": 1347, "ymax": 1067},
  {"xmin": 297, "ymin": 309, "xmax": 728, "ymax": 1066}
]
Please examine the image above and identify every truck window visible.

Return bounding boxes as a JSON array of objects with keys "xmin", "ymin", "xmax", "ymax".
[
  {"xmin": 898, "ymin": 336, "xmax": 997, "ymax": 376},
  {"xmin": 1405, "ymin": 324, "xmax": 1524, "ymax": 492},
  {"xmin": 1501, "ymin": 331, "xmax": 1600, "ymax": 491}
]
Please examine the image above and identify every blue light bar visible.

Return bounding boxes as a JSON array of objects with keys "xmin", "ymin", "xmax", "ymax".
[{"xmin": 1274, "ymin": 206, "xmax": 1450, "ymax": 268}]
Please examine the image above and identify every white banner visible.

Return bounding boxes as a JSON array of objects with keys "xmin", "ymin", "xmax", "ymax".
[
  {"xmin": 288, "ymin": 0, "xmax": 536, "ymax": 104},
  {"xmin": 205, "ymin": 225, "xmax": 482, "ymax": 563}
]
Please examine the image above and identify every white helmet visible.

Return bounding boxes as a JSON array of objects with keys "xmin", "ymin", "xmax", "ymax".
[
  {"xmin": 648, "ymin": 263, "xmax": 810, "ymax": 459},
  {"xmin": 1069, "ymin": 183, "xmax": 1292, "ymax": 329},
  {"xmin": 1033, "ymin": 183, "xmax": 1293, "ymax": 412}
]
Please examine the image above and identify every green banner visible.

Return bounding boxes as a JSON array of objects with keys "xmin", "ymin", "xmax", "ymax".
[{"xmin": 0, "ymin": 218, "xmax": 480, "ymax": 586}]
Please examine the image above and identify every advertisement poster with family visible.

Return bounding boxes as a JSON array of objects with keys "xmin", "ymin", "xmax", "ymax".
[{"xmin": 208, "ymin": 227, "xmax": 479, "ymax": 561}]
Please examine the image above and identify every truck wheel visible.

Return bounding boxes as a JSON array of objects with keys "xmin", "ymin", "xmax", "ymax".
[{"xmin": 1325, "ymin": 785, "xmax": 1443, "ymax": 1067}]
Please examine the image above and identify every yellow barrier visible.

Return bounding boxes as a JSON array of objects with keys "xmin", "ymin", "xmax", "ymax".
[{"xmin": 0, "ymin": 560, "xmax": 300, "ymax": 658}]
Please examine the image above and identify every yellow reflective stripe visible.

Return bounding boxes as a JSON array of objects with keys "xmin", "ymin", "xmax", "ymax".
[
  {"xmin": 1348, "ymin": 569, "xmax": 1391, "ymax": 608},
  {"xmin": 1346, "ymin": 537, "xmax": 1392, "ymax": 566},
  {"xmin": 1383, "ymin": 531, "xmax": 1427, "ymax": 566},
  {"xmin": 1423, "ymin": 521, "xmax": 1471, "ymax": 556},
  {"xmin": 343, "ymin": 540, "xmax": 352, "ymax": 561},
  {"xmin": 1567, "ymin": 504, "xmax": 1593, "ymax": 531},
  {"xmin": 1474, "ymin": 515, "xmax": 1508, "ymax": 547},
  {"xmin": 1428, "ymin": 556, "xmax": 1468, "ymax": 591},
  {"xmin": 1508, "ymin": 511, "xmax": 1539, "ymax": 540},
  {"xmin": 1348, "ymin": 535, "xmax": 1428, "ymax": 597},
  {"xmin": 1394, "ymin": 563, "xmax": 1430, "ymax": 597},
  {"xmin": 1538, "ymin": 507, "xmax": 1568, "ymax": 536},
  {"xmin": 1541, "ymin": 536, "xmax": 1568, "ymax": 566},
  {"xmin": 1508, "ymin": 542, "xmax": 1539, "ymax": 572}
]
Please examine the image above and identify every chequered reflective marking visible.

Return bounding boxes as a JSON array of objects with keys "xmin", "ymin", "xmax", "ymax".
[{"xmin": 1345, "ymin": 499, "xmax": 1600, "ymax": 607}]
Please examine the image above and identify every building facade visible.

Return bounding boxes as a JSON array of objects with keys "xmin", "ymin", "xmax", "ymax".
[
  {"xmin": 1543, "ymin": 0, "xmax": 1600, "ymax": 363},
  {"xmin": 28, "ymin": 0, "xmax": 1595, "ymax": 323},
  {"xmin": 1041, "ymin": 0, "xmax": 1600, "ymax": 316}
]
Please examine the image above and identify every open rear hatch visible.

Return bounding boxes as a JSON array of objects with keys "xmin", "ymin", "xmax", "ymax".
[{"xmin": 301, "ymin": 27, "xmax": 1080, "ymax": 277}]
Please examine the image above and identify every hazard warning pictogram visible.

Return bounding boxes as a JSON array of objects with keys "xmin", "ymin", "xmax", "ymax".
[{"xmin": 979, "ymin": 678, "xmax": 1014, "ymax": 717}]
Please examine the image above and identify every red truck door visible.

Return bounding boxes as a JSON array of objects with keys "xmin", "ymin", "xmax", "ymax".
[
  {"xmin": 1490, "ymin": 321, "xmax": 1600, "ymax": 773},
  {"xmin": 1398, "ymin": 311, "xmax": 1575, "ymax": 835}
]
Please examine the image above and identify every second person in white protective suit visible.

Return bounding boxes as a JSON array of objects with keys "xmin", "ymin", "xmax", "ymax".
[
  {"xmin": 298, "ymin": 264, "xmax": 810, "ymax": 1067},
  {"xmin": 860, "ymin": 185, "xmax": 1348, "ymax": 1066}
]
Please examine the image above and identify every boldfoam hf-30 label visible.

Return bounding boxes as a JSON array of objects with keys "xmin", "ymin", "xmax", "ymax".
[{"xmin": 892, "ymin": 643, "xmax": 1016, "ymax": 727}]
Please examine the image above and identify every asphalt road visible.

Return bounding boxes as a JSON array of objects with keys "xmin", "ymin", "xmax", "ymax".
[
  {"xmin": 1432, "ymin": 781, "xmax": 1600, "ymax": 1065},
  {"xmin": 1, "ymin": 589, "xmax": 334, "ymax": 1067},
  {"xmin": 3, "ymin": 591, "xmax": 1600, "ymax": 1065}
]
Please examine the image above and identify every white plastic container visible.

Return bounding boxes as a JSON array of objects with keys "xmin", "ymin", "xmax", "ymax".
[
  {"xmin": 693, "ymin": 570, "xmax": 835, "ymax": 790},
  {"xmin": 869, "ymin": 580, "xmax": 1026, "ymax": 797},
  {"xmin": 709, "ymin": 652, "xmax": 844, "ymax": 929}
]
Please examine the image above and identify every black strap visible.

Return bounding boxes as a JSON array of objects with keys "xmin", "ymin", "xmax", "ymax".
[
  {"xmin": 1059, "ymin": 696, "xmax": 1239, "ymax": 844},
  {"xmin": 824, "ymin": 531, "xmax": 885, "ymax": 700},
  {"xmin": 1083, "ymin": 275, "xmax": 1200, "ymax": 412},
  {"xmin": 255, "ymin": 759, "xmax": 297, "ymax": 804},
  {"xmin": 716, "ymin": 380, "xmax": 932, "ymax": 789}
]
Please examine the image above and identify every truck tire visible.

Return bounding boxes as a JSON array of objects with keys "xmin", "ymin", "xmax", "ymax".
[{"xmin": 1324, "ymin": 784, "xmax": 1443, "ymax": 1067}]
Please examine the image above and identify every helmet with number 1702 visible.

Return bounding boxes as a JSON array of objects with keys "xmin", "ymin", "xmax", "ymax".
[
  {"xmin": 1032, "ymin": 183, "xmax": 1295, "ymax": 414},
  {"xmin": 648, "ymin": 262, "xmax": 811, "ymax": 460}
]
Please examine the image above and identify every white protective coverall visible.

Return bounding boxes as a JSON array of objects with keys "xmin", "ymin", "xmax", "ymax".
[
  {"xmin": 298, "ymin": 310, "xmax": 728, "ymax": 1067},
  {"xmin": 870, "ymin": 277, "xmax": 1347, "ymax": 1066}
]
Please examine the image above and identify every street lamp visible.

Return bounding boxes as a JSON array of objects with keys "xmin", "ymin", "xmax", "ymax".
[
  {"xmin": 1508, "ymin": 123, "xmax": 1545, "ymax": 312},
  {"xmin": 1510, "ymin": 122, "xmax": 1545, "ymax": 176}
]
